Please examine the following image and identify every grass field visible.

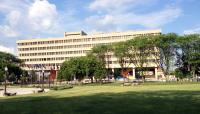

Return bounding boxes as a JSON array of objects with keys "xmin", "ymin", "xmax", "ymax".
[{"xmin": 1, "ymin": 83, "xmax": 200, "ymax": 114}]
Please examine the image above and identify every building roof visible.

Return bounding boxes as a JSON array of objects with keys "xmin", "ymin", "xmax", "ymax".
[{"xmin": 16, "ymin": 29, "xmax": 161, "ymax": 43}]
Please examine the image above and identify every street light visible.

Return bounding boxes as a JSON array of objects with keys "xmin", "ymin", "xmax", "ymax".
[
  {"xmin": 20, "ymin": 74, "xmax": 23, "ymax": 87},
  {"xmin": 28, "ymin": 71, "xmax": 32, "ymax": 85},
  {"xmin": 42, "ymin": 69, "xmax": 44, "ymax": 90},
  {"xmin": 48, "ymin": 72, "xmax": 51, "ymax": 88},
  {"xmin": 4, "ymin": 66, "xmax": 8, "ymax": 94}
]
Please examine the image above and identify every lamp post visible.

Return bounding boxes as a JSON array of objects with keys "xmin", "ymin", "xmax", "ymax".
[
  {"xmin": 20, "ymin": 74, "xmax": 22, "ymax": 87},
  {"xmin": 4, "ymin": 66, "xmax": 8, "ymax": 94},
  {"xmin": 42, "ymin": 69, "xmax": 44, "ymax": 90},
  {"xmin": 28, "ymin": 71, "xmax": 32, "ymax": 85},
  {"xmin": 48, "ymin": 72, "xmax": 51, "ymax": 88}
]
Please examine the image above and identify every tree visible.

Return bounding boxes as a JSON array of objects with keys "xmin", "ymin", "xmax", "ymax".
[
  {"xmin": 113, "ymin": 68, "xmax": 121, "ymax": 80},
  {"xmin": 84, "ymin": 54, "xmax": 98, "ymax": 83},
  {"xmin": 0, "ymin": 70, "xmax": 4, "ymax": 82},
  {"xmin": 91, "ymin": 44, "xmax": 112, "ymax": 79},
  {"xmin": 94, "ymin": 59, "xmax": 106, "ymax": 84},
  {"xmin": 187, "ymin": 37, "xmax": 200, "ymax": 78},
  {"xmin": 58, "ymin": 56, "xmax": 94, "ymax": 82},
  {"xmin": 154, "ymin": 33, "xmax": 178, "ymax": 76},
  {"xmin": 113, "ymin": 41, "xmax": 130, "ymax": 81},
  {"xmin": 175, "ymin": 67, "xmax": 191, "ymax": 80},
  {"xmin": 57, "ymin": 58, "xmax": 85, "ymax": 82},
  {"xmin": 7, "ymin": 64, "xmax": 23, "ymax": 82},
  {"xmin": 58, "ymin": 54, "xmax": 106, "ymax": 83},
  {"xmin": 8, "ymin": 73, "xmax": 16, "ymax": 82},
  {"xmin": 126, "ymin": 36, "xmax": 155, "ymax": 81},
  {"xmin": 0, "ymin": 51, "xmax": 23, "ymax": 82},
  {"xmin": 70, "ymin": 57, "xmax": 85, "ymax": 81},
  {"xmin": 21, "ymin": 70, "xmax": 28, "ymax": 85},
  {"xmin": 175, "ymin": 34, "xmax": 200, "ymax": 78},
  {"xmin": 29, "ymin": 70, "xmax": 37, "ymax": 84}
]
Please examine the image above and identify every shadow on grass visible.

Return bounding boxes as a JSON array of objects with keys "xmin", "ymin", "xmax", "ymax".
[{"xmin": 1, "ymin": 90, "xmax": 200, "ymax": 114}]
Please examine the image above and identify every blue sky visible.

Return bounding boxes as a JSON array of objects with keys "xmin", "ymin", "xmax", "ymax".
[{"xmin": 0, "ymin": 0, "xmax": 200, "ymax": 54}]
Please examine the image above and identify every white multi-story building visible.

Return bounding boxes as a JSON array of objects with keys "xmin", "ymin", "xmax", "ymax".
[{"xmin": 16, "ymin": 29, "xmax": 163, "ymax": 80}]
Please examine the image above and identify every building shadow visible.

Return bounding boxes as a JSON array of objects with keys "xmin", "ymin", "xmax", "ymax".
[{"xmin": 0, "ymin": 90, "xmax": 200, "ymax": 114}]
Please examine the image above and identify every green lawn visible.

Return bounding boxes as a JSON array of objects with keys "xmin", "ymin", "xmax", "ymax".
[{"xmin": 1, "ymin": 83, "xmax": 200, "ymax": 114}]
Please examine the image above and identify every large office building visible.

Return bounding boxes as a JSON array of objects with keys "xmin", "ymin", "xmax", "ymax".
[{"xmin": 16, "ymin": 29, "xmax": 164, "ymax": 81}]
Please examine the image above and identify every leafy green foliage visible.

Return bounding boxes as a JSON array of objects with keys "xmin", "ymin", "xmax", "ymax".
[
  {"xmin": 113, "ymin": 42, "xmax": 130, "ymax": 70},
  {"xmin": 91, "ymin": 44, "xmax": 112, "ymax": 61},
  {"xmin": 0, "ymin": 70, "xmax": 4, "ymax": 82},
  {"xmin": 58, "ymin": 55, "xmax": 106, "ymax": 82},
  {"xmin": 0, "ymin": 51, "xmax": 24, "ymax": 82},
  {"xmin": 175, "ymin": 67, "xmax": 191, "ymax": 79},
  {"xmin": 154, "ymin": 33, "xmax": 178, "ymax": 75},
  {"xmin": 94, "ymin": 60, "xmax": 106, "ymax": 83},
  {"xmin": 50, "ymin": 85, "xmax": 73, "ymax": 90},
  {"xmin": 127, "ymin": 36, "xmax": 155, "ymax": 77},
  {"xmin": 175, "ymin": 34, "xmax": 200, "ymax": 77},
  {"xmin": 91, "ymin": 44, "xmax": 113, "ymax": 78},
  {"xmin": 113, "ymin": 68, "xmax": 121, "ymax": 79}
]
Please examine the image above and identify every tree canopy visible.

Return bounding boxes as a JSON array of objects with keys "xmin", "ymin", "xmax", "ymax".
[
  {"xmin": 57, "ymin": 55, "xmax": 106, "ymax": 83},
  {"xmin": 0, "ymin": 51, "xmax": 24, "ymax": 82}
]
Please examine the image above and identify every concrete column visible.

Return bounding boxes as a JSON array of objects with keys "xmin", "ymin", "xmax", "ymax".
[
  {"xmin": 112, "ymin": 68, "xmax": 114, "ymax": 73},
  {"xmin": 55, "ymin": 70, "xmax": 57, "ymax": 82},
  {"xmin": 155, "ymin": 67, "xmax": 158, "ymax": 80},
  {"xmin": 38, "ymin": 71, "xmax": 41, "ymax": 82},
  {"xmin": 112, "ymin": 68, "xmax": 114, "ymax": 80},
  {"xmin": 38, "ymin": 71, "xmax": 41, "ymax": 86},
  {"xmin": 132, "ymin": 68, "xmax": 136, "ymax": 80},
  {"xmin": 55, "ymin": 63, "xmax": 57, "ymax": 82}
]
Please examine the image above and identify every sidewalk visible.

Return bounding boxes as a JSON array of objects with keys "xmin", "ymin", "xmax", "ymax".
[{"xmin": 0, "ymin": 88, "xmax": 49, "ymax": 97}]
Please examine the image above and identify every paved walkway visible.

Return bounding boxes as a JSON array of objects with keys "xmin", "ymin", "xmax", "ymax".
[{"xmin": 0, "ymin": 88, "xmax": 49, "ymax": 97}]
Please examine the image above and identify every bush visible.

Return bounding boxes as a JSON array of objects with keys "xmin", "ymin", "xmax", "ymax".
[
  {"xmin": 175, "ymin": 67, "xmax": 191, "ymax": 79},
  {"xmin": 50, "ymin": 85, "xmax": 73, "ymax": 90}
]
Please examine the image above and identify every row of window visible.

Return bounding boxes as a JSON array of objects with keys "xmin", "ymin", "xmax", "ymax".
[
  {"xmin": 18, "ymin": 43, "xmax": 112, "ymax": 51},
  {"xmin": 24, "ymin": 63, "xmax": 62, "ymax": 67},
  {"xmin": 22, "ymin": 57, "xmax": 113, "ymax": 63},
  {"xmin": 22, "ymin": 57, "xmax": 70, "ymax": 62},
  {"xmin": 22, "ymin": 58, "xmax": 157, "ymax": 64},
  {"xmin": 23, "ymin": 63, "xmax": 62, "ymax": 70},
  {"xmin": 19, "ymin": 50, "xmax": 90, "ymax": 57},
  {"xmin": 17, "ymin": 33, "xmax": 159, "ymax": 46}
]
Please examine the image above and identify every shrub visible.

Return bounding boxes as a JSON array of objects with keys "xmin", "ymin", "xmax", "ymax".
[
  {"xmin": 175, "ymin": 67, "xmax": 191, "ymax": 79},
  {"xmin": 50, "ymin": 85, "xmax": 73, "ymax": 90}
]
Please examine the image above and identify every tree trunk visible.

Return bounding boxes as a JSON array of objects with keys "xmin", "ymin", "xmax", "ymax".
[
  {"xmin": 90, "ymin": 77, "xmax": 93, "ymax": 83},
  {"xmin": 99, "ymin": 78, "xmax": 102, "ymax": 85},
  {"xmin": 192, "ymin": 70, "xmax": 196, "ymax": 82}
]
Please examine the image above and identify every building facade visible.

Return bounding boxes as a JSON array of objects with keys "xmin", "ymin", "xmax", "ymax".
[{"xmin": 16, "ymin": 29, "xmax": 164, "ymax": 81}]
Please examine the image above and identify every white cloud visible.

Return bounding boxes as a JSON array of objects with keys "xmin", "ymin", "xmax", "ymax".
[
  {"xmin": 86, "ymin": 7, "xmax": 182, "ymax": 31},
  {"xmin": 85, "ymin": 15, "xmax": 117, "ymax": 32},
  {"xmin": 87, "ymin": 0, "xmax": 182, "ymax": 32},
  {"xmin": 132, "ymin": 7, "xmax": 182, "ymax": 28},
  {"xmin": 0, "ymin": 45, "xmax": 15, "ymax": 54},
  {"xmin": 0, "ymin": 0, "xmax": 60, "ymax": 39},
  {"xmin": 28, "ymin": 0, "xmax": 59, "ymax": 31},
  {"xmin": 89, "ymin": 0, "xmax": 157, "ymax": 13},
  {"xmin": 0, "ymin": 25, "xmax": 19, "ymax": 37},
  {"xmin": 6, "ymin": 10, "xmax": 22, "ymax": 27},
  {"xmin": 0, "ymin": 0, "xmax": 62, "ymax": 55},
  {"xmin": 0, "ymin": 0, "xmax": 30, "ymax": 13},
  {"xmin": 0, "ymin": 0, "xmax": 184, "ymax": 53},
  {"xmin": 184, "ymin": 27, "xmax": 200, "ymax": 34}
]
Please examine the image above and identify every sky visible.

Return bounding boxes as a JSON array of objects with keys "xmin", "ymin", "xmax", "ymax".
[{"xmin": 0, "ymin": 0, "xmax": 200, "ymax": 55}]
